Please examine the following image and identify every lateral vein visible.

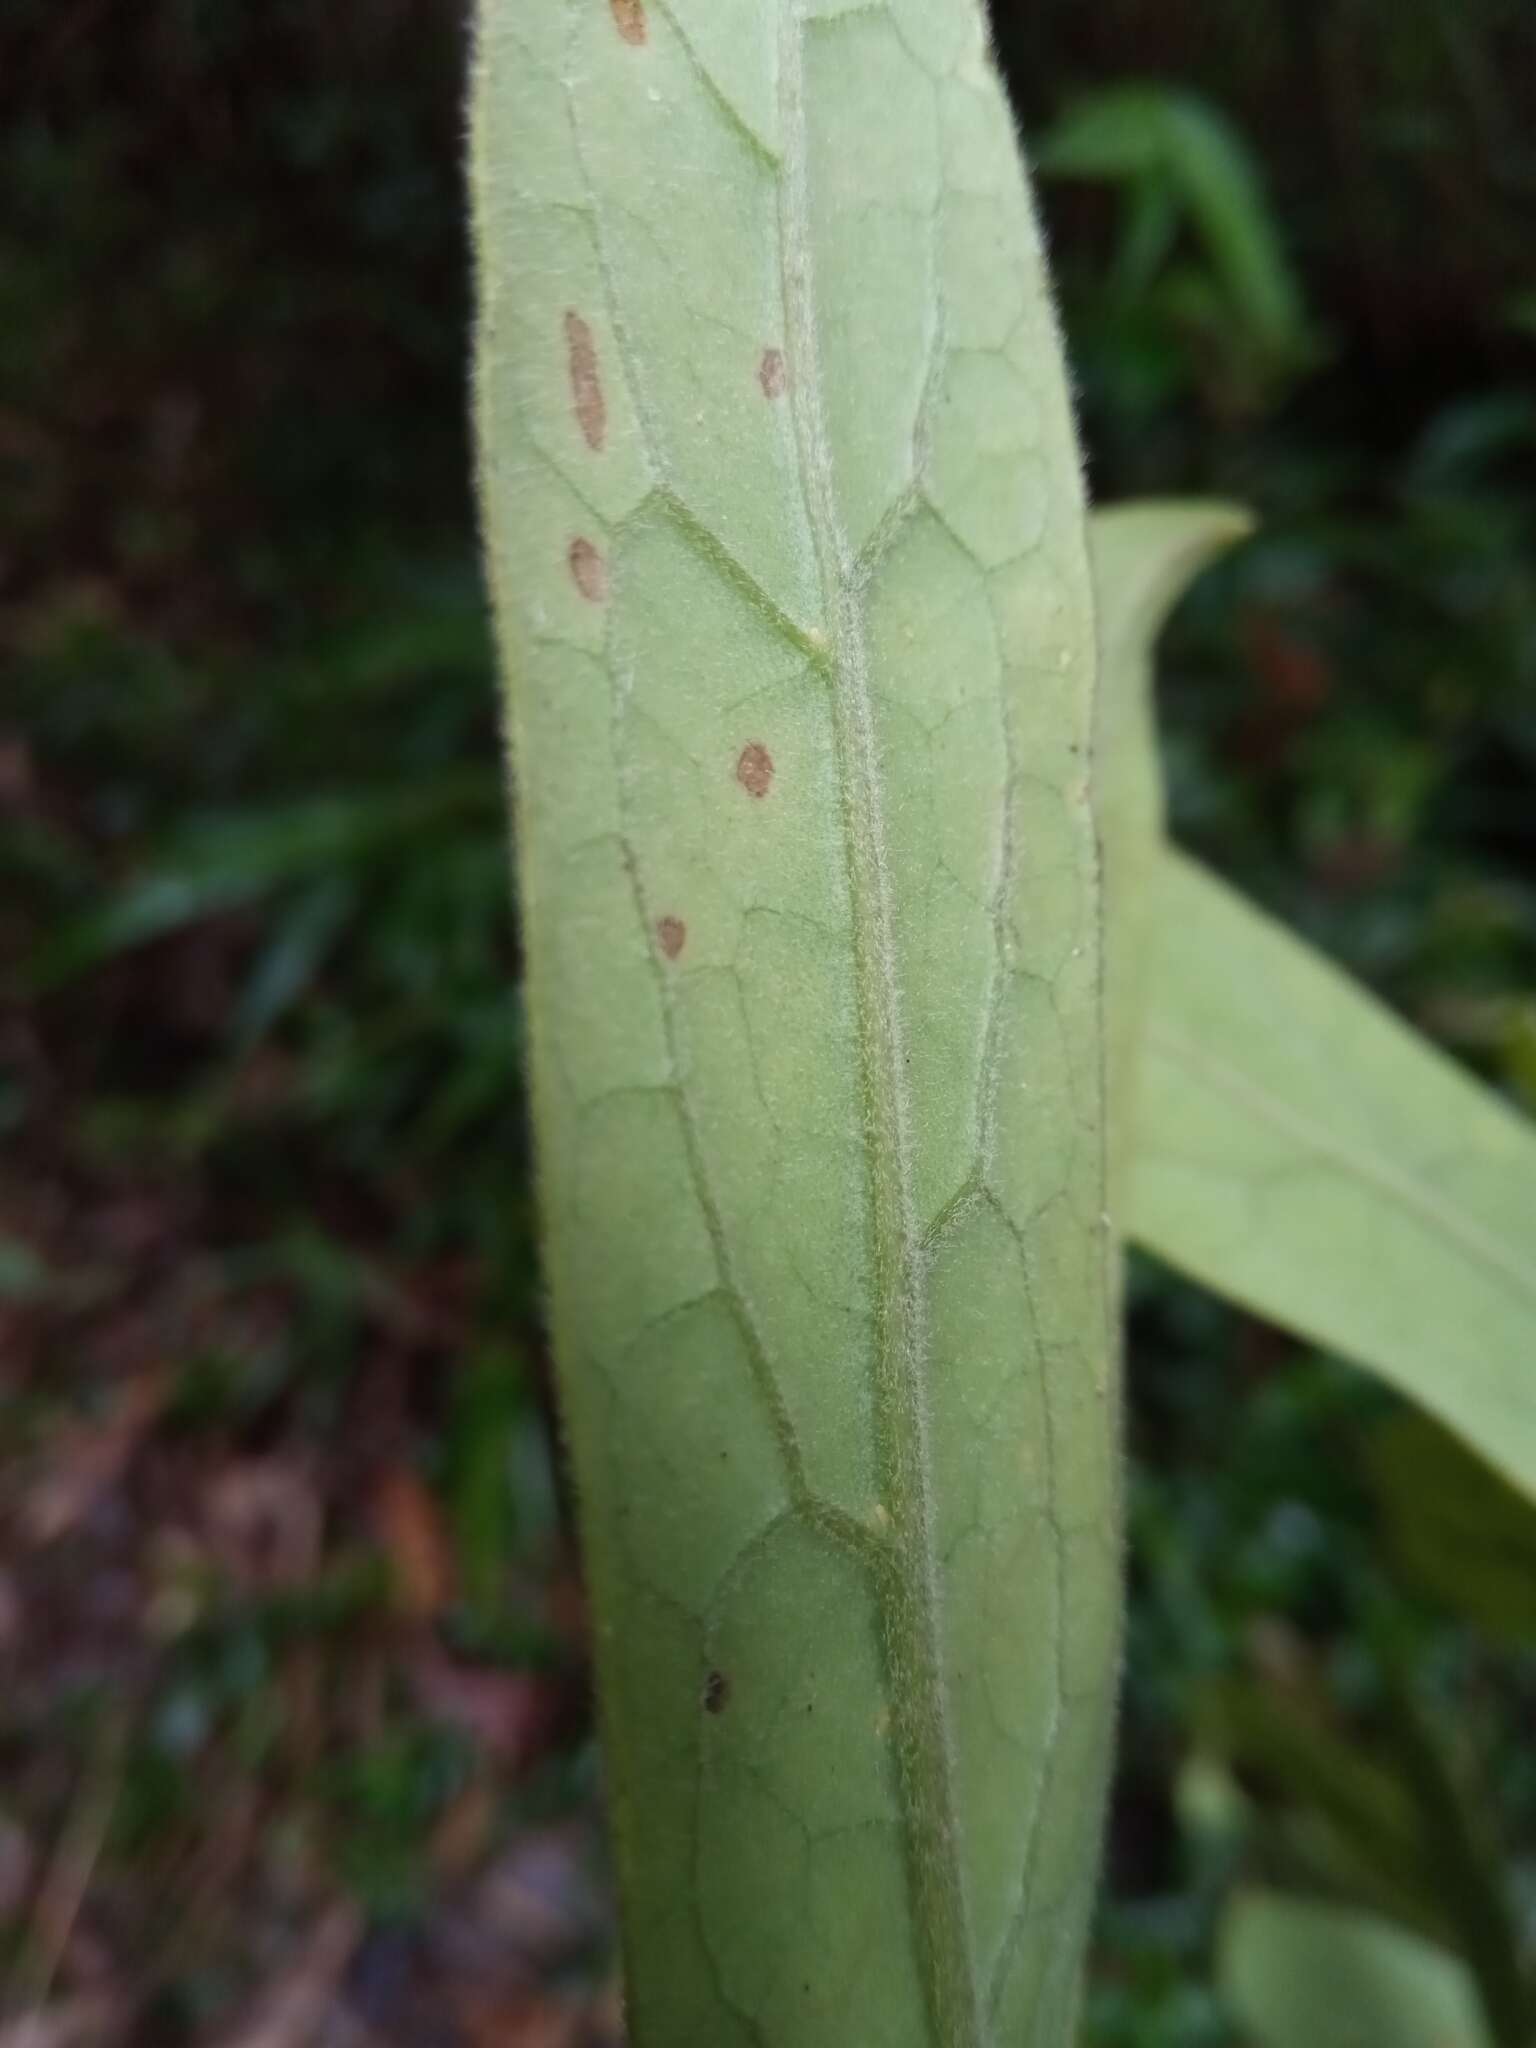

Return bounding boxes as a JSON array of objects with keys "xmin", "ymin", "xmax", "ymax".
[{"xmin": 1146, "ymin": 1020, "xmax": 1536, "ymax": 1313}]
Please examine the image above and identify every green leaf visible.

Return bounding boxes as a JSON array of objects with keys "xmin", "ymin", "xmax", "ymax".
[
  {"xmin": 1218, "ymin": 1890, "xmax": 1490, "ymax": 2048},
  {"xmin": 1211, "ymin": 1660, "xmax": 1530, "ymax": 2048},
  {"xmin": 1374, "ymin": 1660, "xmax": 1534, "ymax": 2048},
  {"xmin": 1200, "ymin": 1681, "xmax": 1443, "ymax": 1939},
  {"xmin": 1036, "ymin": 86, "xmax": 1315, "ymax": 370},
  {"xmin": 1132, "ymin": 854, "xmax": 1536, "ymax": 1505},
  {"xmin": 1091, "ymin": 499, "xmax": 1536, "ymax": 1502},
  {"xmin": 471, "ymin": 5, "xmax": 1116, "ymax": 2043},
  {"xmin": 445, "ymin": 1346, "xmax": 533, "ymax": 1643},
  {"xmin": 30, "ymin": 776, "xmax": 499, "ymax": 990}
]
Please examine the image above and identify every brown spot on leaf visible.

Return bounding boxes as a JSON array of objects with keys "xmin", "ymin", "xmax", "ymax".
[
  {"xmin": 758, "ymin": 346, "xmax": 787, "ymax": 399},
  {"xmin": 610, "ymin": 0, "xmax": 647, "ymax": 44},
  {"xmin": 567, "ymin": 536, "xmax": 608, "ymax": 604},
  {"xmin": 703, "ymin": 1669, "xmax": 731, "ymax": 1714},
  {"xmin": 656, "ymin": 915, "xmax": 686, "ymax": 961},
  {"xmin": 564, "ymin": 310, "xmax": 607, "ymax": 452},
  {"xmin": 735, "ymin": 742, "xmax": 774, "ymax": 799}
]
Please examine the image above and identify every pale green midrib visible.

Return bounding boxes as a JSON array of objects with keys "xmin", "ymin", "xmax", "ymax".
[
  {"xmin": 777, "ymin": 7, "xmax": 982, "ymax": 2046},
  {"xmin": 1144, "ymin": 1016, "xmax": 1536, "ymax": 1316}
]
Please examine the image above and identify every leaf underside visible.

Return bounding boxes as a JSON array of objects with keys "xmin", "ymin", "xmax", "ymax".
[
  {"xmin": 1091, "ymin": 503, "xmax": 1536, "ymax": 1507},
  {"xmin": 1134, "ymin": 853, "xmax": 1536, "ymax": 1503},
  {"xmin": 1091, "ymin": 501, "xmax": 1254, "ymax": 1213},
  {"xmin": 472, "ymin": 5, "xmax": 1117, "ymax": 2047}
]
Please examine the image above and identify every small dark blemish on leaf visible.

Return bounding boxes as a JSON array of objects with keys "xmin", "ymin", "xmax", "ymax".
[
  {"xmin": 567, "ymin": 536, "xmax": 608, "ymax": 604},
  {"xmin": 656, "ymin": 915, "xmax": 686, "ymax": 960},
  {"xmin": 703, "ymin": 1669, "xmax": 730, "ymax": 1714},
  {"xmin": 735, "ymin": 742, "xmax": 774, "ymax": 799},
  {"xmin": 610, "ymin": 0, "xmax": 647, "ymax": 44},
  {"xmin": 758, "ymin": 347, "xmax": 787, "ymax": 399},
  {"xmin": 564, "ymin": 310, "xmax": 607, "ymax": 452}
]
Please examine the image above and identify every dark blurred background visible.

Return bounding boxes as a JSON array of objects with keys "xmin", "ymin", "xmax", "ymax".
[{"xmin": 3, "ymin": 3, "xmax": 1534, "ymax": 2044}]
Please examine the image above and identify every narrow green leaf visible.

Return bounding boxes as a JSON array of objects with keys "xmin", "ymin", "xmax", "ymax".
[
  {"xmin": 1202, "ymin": 1681, "xmax": 1443, "ymax": 1940},
  {"xmin": 29, "ymin": 777, "xmax": 499, "ymax": 990},
  {"xmin": 1218, "ymin": 1890, "xmax": 1490, "ymax": 2048},
  {"xmin": 472, "ymin": 7, "xmax": 1116, "ymax": 2046},
  {"xmin": 1210, "ymin": 1665, "xmax": 1531, "ymax": 2047},
  {"xmin": 1375, "ymin": 1659, "xmax": 1535, "ymax": 2048},
  {"xmin": 1037, "ymin": 86, "xmax": 1315, "ymax": 369},
  {"xmin": 1132, "ymin": 854, "xmax": 1536, "ymax": 1504}
]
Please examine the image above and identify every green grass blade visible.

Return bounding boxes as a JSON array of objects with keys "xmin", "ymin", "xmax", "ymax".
[
  {"xmin": 471, "ymin": 5, "xmax": 1116, "ymax": 2044},
  {"xmin": 1037, "ymin": 86, "xmax": 1315, "ymax": 369},
  {"xmin": 29, "ymin": 778, "xmax": 499, "ymax": 990}
]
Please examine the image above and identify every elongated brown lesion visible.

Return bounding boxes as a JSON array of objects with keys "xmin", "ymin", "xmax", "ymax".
[
  {"xmin": 735, "ymin": 742, "xmax": 775, "ymax": 798},
  {"xmin": 568, "ymin": 536, "xmax": 609, "ymax": 603},
  {"xmin": 564, "ymin": 309, "xmax": 608, "ymax": 452},
  {"xmin": 610, "ymin": 0, "xmax": 647, "ymax": 49}
]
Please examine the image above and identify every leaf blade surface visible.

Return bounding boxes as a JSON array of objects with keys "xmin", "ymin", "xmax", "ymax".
[
  {"xmin": 1089, "ymin": 500, "xmax": 1536, "ymax": 1504},
  {"xmin": 1133, "ymin": 853, "xmax": 1536, "ymax": 1500},
  {"xmin": 472, "ymin": 6, "xmax": 1116, "ymax": 2043}
]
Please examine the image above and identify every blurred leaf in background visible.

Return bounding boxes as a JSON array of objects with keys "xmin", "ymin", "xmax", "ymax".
[
  {"xmin": 1219, "ymin": 1891, "xmax": 1489, "ymax": 2048},
  {"xmin": 1037, "ymin": 84, "xmax": 1322, "ymax": 411}
]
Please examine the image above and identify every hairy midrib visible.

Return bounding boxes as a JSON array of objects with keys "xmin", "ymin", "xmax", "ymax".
[{"xmin": 776, "ymin": 7, "xmax": 982, "ymax": 2044}]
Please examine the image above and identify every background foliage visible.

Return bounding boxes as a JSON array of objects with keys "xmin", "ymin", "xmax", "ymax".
[{"xmin": 2, "ymin": 2, "xmax": 1534, "ymax": 2042}]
